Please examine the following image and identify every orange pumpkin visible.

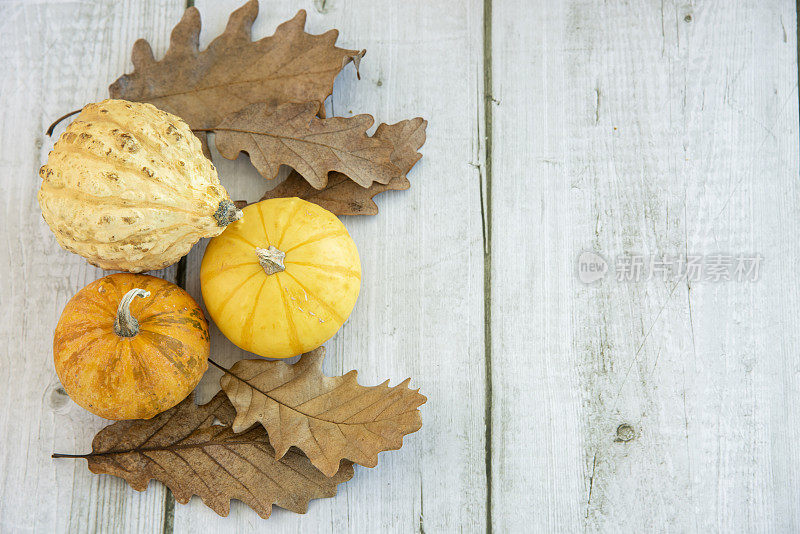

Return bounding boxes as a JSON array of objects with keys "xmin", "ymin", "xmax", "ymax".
[{"xmin": 53, "ymin": 273, "xmax": 209, "ymax": 420}]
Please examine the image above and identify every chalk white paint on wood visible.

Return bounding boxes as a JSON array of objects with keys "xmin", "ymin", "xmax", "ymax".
[
  {"xmin": 0, "ymin": 1, "xmax": 185, "ymax": 532},
  {"xmin": 3, "ymin": 0, "xmax": 798, "ymax": 532},
  {"xmin": 174, "ymin": 1, "xmax": 487, "ymax": 532},
  {"xmin": 490, "ymin": 1, "xmax": 800, "ymax": 532}
]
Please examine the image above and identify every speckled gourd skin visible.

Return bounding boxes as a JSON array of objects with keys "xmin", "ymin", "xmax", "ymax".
[
  {"xmin": 53, "ymin": 273, "xmax": 210, "ymax": 420},
  {"xmin": 38, "ymin": 99, "xmax": 239, "ymax": 272}
]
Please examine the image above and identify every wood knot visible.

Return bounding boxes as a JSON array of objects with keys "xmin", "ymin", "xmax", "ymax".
[
  {"xmin": 46, "ymin": 382, "xmax": 70, "ymax": 412},
  {"xmin": 614, "ymin": 423, "xmax": 635, "ymax": 442}
]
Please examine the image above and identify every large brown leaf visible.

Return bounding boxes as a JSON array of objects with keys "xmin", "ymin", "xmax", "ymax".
[
  {"xmin": 109, "ymin": 0, "xmax": 364, "ymax": 152},
  {"xmin": 53, "ymin": 392, "xmax": 353, "ymax": 518},
  {"xmin": 219, "ymin": 347, "xmax": 427, "ymax": 477},
  {"xmin": 261, "ymin": 118, "xmax": 428, "ymax": 214},
  {"xmin": 214, "ymin": 101, "xmax": 401, "ymax": 188}
]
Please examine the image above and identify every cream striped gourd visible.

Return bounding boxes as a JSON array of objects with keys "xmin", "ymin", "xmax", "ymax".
[{"xmin": 38, "ymin": 99, "xmax": 241, "ymax": 272}]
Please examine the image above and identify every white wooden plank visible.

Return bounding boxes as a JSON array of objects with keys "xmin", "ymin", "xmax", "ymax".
[
  {"xmin": 0, "ymin": 1, "xmax": 185, "ymax": 532},
  {"xmin": 175, "ymin": 0, "xmax": 487, "ymax": 532},
  {"xmin": 490, "ymin": 0, "xmax": 800, "ymax": 532}
]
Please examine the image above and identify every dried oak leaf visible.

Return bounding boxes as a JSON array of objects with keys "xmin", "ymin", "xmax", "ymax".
[
  {"xmin": 53, "ymin": 392, "xmax": 353, "ymax": 518},
  {"xmin": 214, "ymin": 101, "xmax": 401, "ymax": 188},
  {"xmin": 219, "ymin": 347, "xmax": 427, "ymax": 477},
  {"xmin": 109, "ymin": 0, "xmax": 364, "ymax": 152},
  {"xmin": 261, "ymin": 118, "xmax": 428, "ymax": 215}
]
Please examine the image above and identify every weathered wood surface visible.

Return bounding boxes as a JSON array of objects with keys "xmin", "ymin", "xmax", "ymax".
[
  {"xmin": 1, "ymin": 0, "xmax": 798, "ymax": 532},
  {"xmin": 489, "ymin": 1, "xmax": 800, "ymax": 532},
  {"xmin": 0, "ymin": 2, "xmax": 184, "ymax": 532},
  {"xmin": 176, "ymin": 0, "xmax": 486, "ymax": 532}
]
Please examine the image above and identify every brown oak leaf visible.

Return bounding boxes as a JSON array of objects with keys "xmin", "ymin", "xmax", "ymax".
[
  {"xmin": 109, "ymin": 0, "xmax": 364, "ymax": 153},
  {"xmin": 52, "ymin": 392, "xmax": 353, "ymax": 518},
  {"xmin": 219, "ymin": 347, "xmax": 427, "ymax": 477},
  {"xmin": 214, "ymin": 101, "xmax": 402, "ymax": 188},
  {"xmin": 261, "ymin": 118, "xmax": 428, "ymax": 214}
]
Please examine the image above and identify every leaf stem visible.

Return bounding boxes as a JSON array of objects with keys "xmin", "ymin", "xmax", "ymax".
[{"xmin": 208, "ymin": 358, "xmax": 229, "ymax": 373}]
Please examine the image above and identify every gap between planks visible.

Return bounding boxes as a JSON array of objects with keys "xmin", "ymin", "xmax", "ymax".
[
  {"xmin": 160, "ymin": 0, "xmax": 492, "ymax": 531},
  {"xmin": 481, "ymin": 0, "xmax": 494, "ymax": 533},
  {"xmin": 159, "ymin": 3, "xmax": 196, "ymax": 532}
]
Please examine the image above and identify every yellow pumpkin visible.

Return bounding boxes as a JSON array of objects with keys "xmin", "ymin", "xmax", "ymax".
[
  {"xmin": 38, "ymin": 99, "xmax": 241, "ymax": 273},
  {"xmin": 201, "ymin": 197, "xmax": 361, "ymax": 358},
  {"xmin": 53, "ymin": 273, "xmax": 210, "ymax": 420}
]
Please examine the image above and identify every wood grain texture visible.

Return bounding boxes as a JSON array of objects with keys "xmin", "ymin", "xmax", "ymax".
[
  {"xmin": 0, "ymin": 1, "xmax": 184, "ymax": 532},
  {"xmin": 490, "ymin": 1, "xmax": 800, "ymax": 532},
  {"xmin": 2, "ymin": 0, "xmax": 798, "ymax": 532},
  {"xmin": 176, "ymin": 0, "xmax": 486, "ymax": 532}
]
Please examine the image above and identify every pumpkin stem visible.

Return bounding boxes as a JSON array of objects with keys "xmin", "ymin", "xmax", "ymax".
[
  {"xmin": 114, "ymin": 288, "xmax": 151, "ymax": 337},
  {"xmin": 214, "ymin": 199, "xmax": 243, "ymax": 227},
  {"xmin": 255, "ymin": 246, "xmax": 286, "ymax": 275}
]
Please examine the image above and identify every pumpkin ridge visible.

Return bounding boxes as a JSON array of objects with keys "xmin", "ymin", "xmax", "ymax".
[
  {"xmin": 41, "ymin": 185, "xmax": 210, "ymax": 220},
  {"xmin": 276, "ymin": 199, "xmax": 305, "ymax": 250},
  {"xmin": 125, "ymin": 341, "xmax": 161, "ymax": 405},
  {"xmin": 58, "ymin": 330, "xmax": 114, "ymax": 371},
  {"xmin": 102, "ymin": 271, "xmax": 121, "ymax": 292},
  {"xmin": 213, "ymin": 269, "xmax": 264, "ymax": 316},
  {"xmin": 283, "ymin": 261, "xmax": 361, "ymax": 280},
  {"xmin": 200, "ymin": 261, "xmax": 260, "ymax": 286},
  {"xmin": 137, "ymin": 310, "xmax": 184, "ymax": 322},
  {"xmin": 137, "ymin": 331, "xmax": 192, "ymax": 377},
  {"xmin": 93, "ymin": 107, "xmax": 197, "ymax": 185},
  {"xmin": 56, "ymin": 141, "xmax": 190, "ymax": 201},
  {"xmin": 137, "ymin": 281, "xmax": 179, "ymax": 314},
  {"xmin": 142, "ymin": 318, "xmax": 208, "ymax": 339},
  {"xmin": 255, "ymin": 201, "xmax": 272, "ymax": 246},
  {"xmin": 80, "ymin": 296, "xmax": 118, "ymax": 318},
  {"xmin": 82, "ymin": 340, "xmax": 126, "ymax": 407},
  {"xmin": 280, "ymin": 270, "xmax": 344, "ymax": 324},
  {"xmin": 57, "ymin": 222, "xmax": 205, "ymax": 250},
  {"xmin": 282, "ymin": 229, "xmax": 348, "ymax": 254},
  {"xmin": 56, "ymin": 324, "xmax": 110, "ymax": 346},
  {"xmin": 217, "ymin": 231, "xmax": 261, "ymax": 251},
  {"xmin": 242, "ymin": 277, "xmax": 269, "ymax": 350},
  {"xmin": 275, "ymin": 275, "xmax": 302, "ymax": 355}
]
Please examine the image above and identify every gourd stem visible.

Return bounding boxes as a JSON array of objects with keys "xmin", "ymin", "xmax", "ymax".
[
  {"xmin": 214, "ymin": 199, "xmax": 243, "ymax": 227},
  {"xmin": 45, "ymin": 108, "xmax": 81, "ymax": 136},
  {"xmin": 114, "ymin": 288, "xmax": 150, "ymax": 338},
  {"xmin": 256, "ymin": 246, "xmax": 286, "ymax": 275}
]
